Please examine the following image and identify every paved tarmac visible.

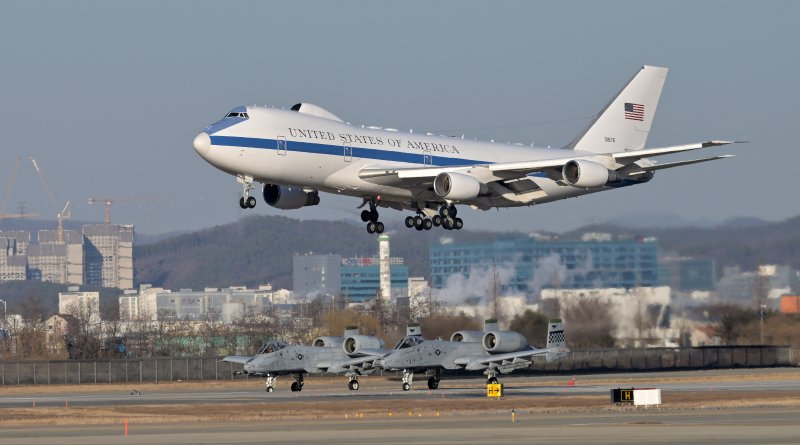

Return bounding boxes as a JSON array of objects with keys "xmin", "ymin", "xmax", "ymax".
[
  {"xmin": 0, "ymin": 408, "xmax": 798, "ymax": 444},
  {"xmin": 2, "ymin": 368, "xmax": 799, "ymax": 408}
]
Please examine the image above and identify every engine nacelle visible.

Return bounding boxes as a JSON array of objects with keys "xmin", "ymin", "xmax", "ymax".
[
  {"xmin": 482, "ymin": 331, "xmax": 528, "ymax": 353},
  {"xmin": 343, "ymin": 335, "xmax": 385, "ymax": 356},
  {"xmin": 562, "ymin": 160, "xmax": 617, "ymax": 188},
  {"xmin": 450, "ymin": 330, "xmax": 484, "ymax": 343},
  {"xmin": 433, "ymin": 172, "xmax": 484, "ymax": 200},
  {"xmin": 312, "ymin": 336, "xmax": 344, "ymax": 348},
  {"xmin": 263, "ymin": 184, "xmax": 320, "ymax": 210}
]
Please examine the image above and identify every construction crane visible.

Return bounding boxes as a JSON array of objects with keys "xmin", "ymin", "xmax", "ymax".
[
  {"xmin": 88, "ymin": 196, "xmax": 159, "ymax": 225},
  {"xmin": 30, "ymin": 157, "xmax": 72, "ymax": 241},
  {"xmin": 0, "ymin": 157, "xmax": 38, "ymax": 224}
]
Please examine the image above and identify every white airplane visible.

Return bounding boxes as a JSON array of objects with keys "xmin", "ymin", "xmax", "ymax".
[{"xmin": 193, "ymin": 66, "xmax": 741, "ymax": 233}]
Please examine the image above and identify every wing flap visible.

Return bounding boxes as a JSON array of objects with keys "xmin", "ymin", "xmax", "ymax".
[{"xmin": 629, "ymin": 155, "xmax": 735, "ymax": 175}]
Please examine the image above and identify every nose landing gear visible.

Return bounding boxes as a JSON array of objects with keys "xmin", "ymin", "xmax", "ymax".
[{"xmin": 237, "ymin": 175, "xmax": 256, "ymax": 209}]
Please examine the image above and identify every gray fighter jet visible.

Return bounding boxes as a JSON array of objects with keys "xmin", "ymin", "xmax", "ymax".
[
  {"xmin": 376, "ymin": 319, "xmax": 569, "ymax": 391},
  {"xmin": 222, "ymin": 327, "xmax": 386, "ymax": 392}
]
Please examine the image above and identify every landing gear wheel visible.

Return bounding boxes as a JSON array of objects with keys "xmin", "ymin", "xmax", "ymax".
[
  {"xmin": 361, "ymin": 210, "xmax": 371, "ymax": 222},
  {"xmin": 427, "ymin": 377, "xmax": 439, "ymax": 390},
  {"xmin": 291, "ymin": 381, "xmax": 303, "ymax": 392},
  {"xmin": 266, "ymin": 386, "xmax": 274, "ymax": 393},
  {"xmin": 405, "ymin": 216, "xmax": 415, "ymax": 228},
  {"xmin": 413, "ymin": 215, "xmax": 423, "ymax": 227},
  {"xmin": 423, "ymin": 218, "xmax": 433, "ymax": 230},
  {"xmin": 454, "ymin": 218, "xmax": 463, "ymax": 230},
  {"xmin": 402, "ymin": 382, "xmax": 410, "ymax": 391},
  {"xmin": 375, "ymin": 222, "xmax": 385, "ymax": 234},
  {"xmin": 443, "ymin": 218, "xmax": 454, "ymax": 230},
  {"xmin": 448, "ymin": 205, "xmax": 458, "ymax": 217},
  {"xmin": 487, "ymin": 377, "xmax": 498, "ymax": 385},
  {"xmin": 369, "ymin": 210, "xmax": 379, "ymax": 222},
  {"xmin": 432, "ymin": 215, "xmax": 442, "ymax": 226},
  {"xmin": 366, "ymin": 221, "xmax": 377, "ymax": 234},
  {"xmin": 246, "ymin": 196, "xmax": 256, "ymax": 208},
  {"xmin": 239, "ymin": 197, "xmax": 247, "ymax": 209},
  {"xmin": 349, "ymin": 380, "xmax": 359, "ymax": 391}
]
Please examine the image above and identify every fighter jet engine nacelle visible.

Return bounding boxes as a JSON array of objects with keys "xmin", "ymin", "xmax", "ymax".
[
  {"xmin": 450, "ymin": 330, "xmax": 484, "ymax": 343},
  {"xmin": 263, "ymin": 184, "xmax": 321, "ymax": 210},
  {"xmin": 433, "ymin": 172, "xmax": 485, "ymax": 200},
  {"xmin": 562, "ymin": 160, "xmax": 618, "ymax": 188},
  {"xmin": 482, "ymin": 331, "xmax": 528, "ymax": 353},
  {"xmin": 312, "ymin": 336, "xmax": 344, "ymax": 348},
  {"xmin": 343, "ymin": 335, "xmax": 385, "ymax": 355}
]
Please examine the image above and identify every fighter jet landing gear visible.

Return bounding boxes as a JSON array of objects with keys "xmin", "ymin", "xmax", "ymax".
[
  {"xmin": 360, "ymin": 199, "xmax": 385, "ymax": 234},
  {"xmin": 348, "ymin": 376, "xmax": 360, "ymax": 391},
  {"xmin": 237, "ymin": 175, "xmax": 256, "ymax": 209},
  {"xmin": 486, "ymin": 371, "xmax": 499, "ymax": 385},
  {"xmin": 265, "ymin": 374, "xmax": 277, "ymax": 393},
  {"xmin": 401, "ymin": 369, "xmax": 414, "ymax": 391},
  {"xmin": 427, "ymin": 369, "xmax": 441, "ymax": 390},
  {"xmin": 290, "ymin": 373, "xmax": 305, "ymax": 392}
]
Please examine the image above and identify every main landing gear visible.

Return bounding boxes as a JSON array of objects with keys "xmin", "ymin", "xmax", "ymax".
[
  {"xmin": 238, "ymin": 175, "xmax": 256, "ymax": 209},
  {"xmin": 360, "ymin": 199, "xmax": 385, "ymax": 234},
  {"xmin": 486, "ymin": 371, "xmax": 499, "ymax": 385},
  {"xmin": 427, "ymin": 369, "xmax": 441, "ymax": 390},
  {"xmin": 348, "ymin": 375, "xmax": 360, "ymax": 391},
  {"xmin": 290, "ymin": 373, "xmax": 305, "ymax": 392},
  {"xmin": 404, "ymin": 204, "xmax": 463, "ymax": 231}
]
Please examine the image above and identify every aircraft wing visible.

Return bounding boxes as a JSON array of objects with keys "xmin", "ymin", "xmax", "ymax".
[
  {"xmin": 324, "ymin": 354, "xmax": 385, "ymax": 375},
  {"xmin": 359, "ymin": 140, "xmax": 743, "ymax": 184},
  {"xmin": 221, "ymin": 355, "xmax": 252, "ymax": 365},
  {"xmin": 455, "ymin": 348, "xmax": 554, "ymax": 373}
]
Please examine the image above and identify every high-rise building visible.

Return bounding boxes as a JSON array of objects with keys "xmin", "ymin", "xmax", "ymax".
[
  {"xmin": 83, "ymin": 224, "xmax": 133, "ymax": 289},
  {"xmin": 292, "ymin": 254, "xmax": 342, "ymax": 298},
  {"xmin": 341, "ymin": 256, "xmax": 408, "ymax": 303},
  {"xmin": 429, "ymin": 236, "xmax": 660, "ymax": 291},
  {"xmin": 27, "ymin": 230, "xmax": 84, "ymax": 285},
  {"xmin": 0, "ymin": 235, "xmax": 26, "ymax": 282},
  {"xmin": 378, "ymin": 235, "xmax": 391, "ymax": 303}
]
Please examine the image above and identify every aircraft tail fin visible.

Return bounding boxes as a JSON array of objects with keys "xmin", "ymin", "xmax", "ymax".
[
  {"xmin": 484, "ymin": 319, "xmax": 499, "ymax": 332},
  {"xmin": 564, "ymin": 65, "xmax": 668, "ymax": 154},
  {"xmin": 344, "ymin": 325, "xmax": 359, "ymax": 337},
  {"xmin": 545, "ymin": 319, "xmax": 569, "ymax": 362}
]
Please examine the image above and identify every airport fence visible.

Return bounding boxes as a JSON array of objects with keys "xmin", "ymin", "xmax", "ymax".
[{"xmin": 0, "ymin": 345, "xmax": 794, "ymax": 386}]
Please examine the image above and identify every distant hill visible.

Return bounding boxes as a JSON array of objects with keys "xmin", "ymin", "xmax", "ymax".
[{"xmin": 133, "ymin": 215, "xmax": 800, "ymax": 291}]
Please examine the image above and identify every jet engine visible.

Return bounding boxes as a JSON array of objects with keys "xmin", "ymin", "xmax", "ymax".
[
  {"xmin": 263, "ymin": 184, "xmax": 320, "ymax": 210},
  {"xmin": 343, "ymin": 335, "xmax": 385, "ymax": 356},
  {"xmin": 562, "ymin": 160, "xmax": 618, "ymax": 188},
  {"xmin": 482, "ymin": 331, "xmax": 528, "ymax": 353},
  {"xmin": 450, "ymin": 330, "xmax": 484, "ymax": 343},
  {"xmin": 312, "ymin": 336, "xmax": 344, "ymax": 348},
  {"xmin": 433, "ymin": 172, "xmax": 485, "ymax": 200}
]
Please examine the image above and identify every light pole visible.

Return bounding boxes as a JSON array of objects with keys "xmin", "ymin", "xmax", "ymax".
[{"xmin": 759, "ymin": 304, "xmax": 767, "ymax": 344}]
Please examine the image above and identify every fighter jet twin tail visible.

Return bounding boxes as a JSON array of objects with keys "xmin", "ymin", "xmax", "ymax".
[
  {"xmin": 194, "ymin": 66, "xmax": 742, "ymax": 234},
  {"xmin": 222, "ymin": 320, "xmax": 568, "ymax": 392}
]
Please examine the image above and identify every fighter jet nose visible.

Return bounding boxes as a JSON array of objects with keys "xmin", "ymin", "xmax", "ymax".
[{"xmin": 193, "ymin": 132, "xmax": 211, "ymax": 157}]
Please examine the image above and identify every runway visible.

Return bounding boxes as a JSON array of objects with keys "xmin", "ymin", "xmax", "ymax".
[
  {"xmin": 0, "ymin": 408, "xmax": 798, "ymax": 444},
  {"xmin": 1, "ymin": 368, "xmax": 799, "ymax": 444},
  {"xmin": 2, "ymin": 368, "xmax": 799, "ymax": 409}
]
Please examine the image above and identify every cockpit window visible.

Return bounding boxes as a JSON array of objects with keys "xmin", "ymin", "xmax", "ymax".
[
  {"xmin": 394, "ymin": 336, "xmax": 424, "ymax": 350},
  {"xmin": 226, "ymin": 112, "xmax": 249, "ymax": 118},
  {"xmin": 257, "ymin": 341, "xmax": 286, "ymax": 354}
]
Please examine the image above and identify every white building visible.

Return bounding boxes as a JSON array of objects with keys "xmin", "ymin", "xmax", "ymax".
[{"xmin": 58, "ymin": 288, "xmax": 101, "ymax": 325}]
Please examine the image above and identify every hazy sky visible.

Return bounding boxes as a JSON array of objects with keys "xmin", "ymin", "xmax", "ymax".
[{"xmin": 1, "ymin": 1, "xmax": 797, "ymax": 235}]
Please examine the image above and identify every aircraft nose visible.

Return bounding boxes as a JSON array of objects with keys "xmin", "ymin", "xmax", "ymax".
[{"xmin": 193, "ymin": 132, "xmax": 211, "ymax": 157}]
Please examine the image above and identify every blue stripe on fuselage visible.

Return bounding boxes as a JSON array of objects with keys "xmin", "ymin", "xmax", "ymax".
[{"xmin": 209, "ymin": 135, "xmax": 488, "ymax": 167}]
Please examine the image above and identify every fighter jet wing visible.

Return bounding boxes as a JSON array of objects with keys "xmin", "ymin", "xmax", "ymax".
[
  {"xmin": 455, "ymin": 348, "xmax": 553, "ymax": 372},
  {"xmin": 221, "ymin": 355, "xmax": 252, "ymax": 364},
  {"xmin": 324, "ymin": 351, "xmax": 389, "ymax": 374}
]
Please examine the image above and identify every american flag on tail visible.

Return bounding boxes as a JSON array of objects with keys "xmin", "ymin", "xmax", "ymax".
[{"xmin": 624, "ymin": 102, "xmax": 644, "ymax": 121}]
